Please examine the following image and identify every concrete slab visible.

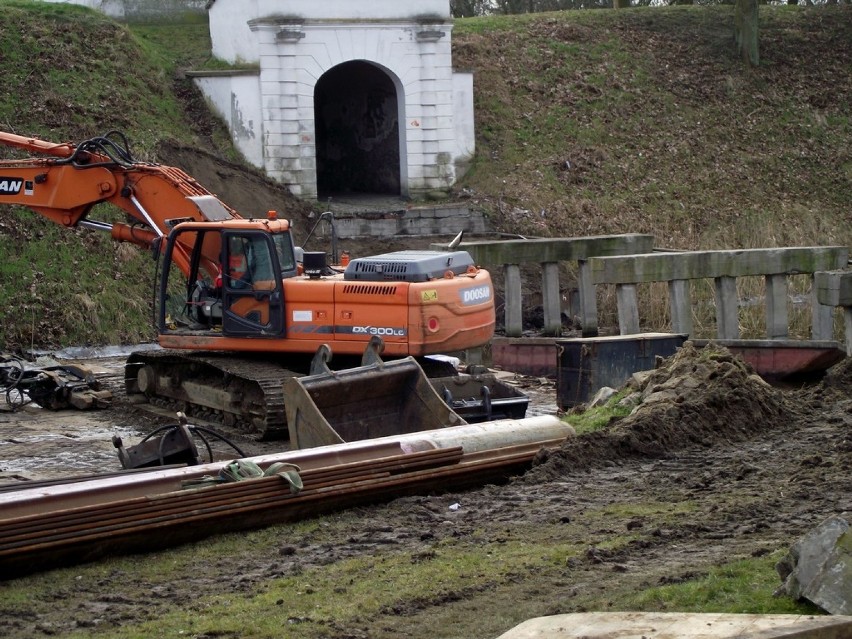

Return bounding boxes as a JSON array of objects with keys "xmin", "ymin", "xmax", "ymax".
[{"xmin": 495, "ymin": 612, "xmax": 852, "ymax": 639}]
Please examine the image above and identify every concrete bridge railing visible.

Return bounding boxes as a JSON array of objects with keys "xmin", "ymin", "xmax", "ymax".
[
  {"xmin": 432, "ymin": 234, "xmax": 655, "ymax": 337},
  {"xmin": 588, "ymin": 247, "xmax": 849, "ymax": 340},
  {"xmin": 815, "ymin": 270, "xmax": 852, "ymax": 355},
  {"xmin": 433, "ymin": 235, "xmax": 850, "ymax": 344}
]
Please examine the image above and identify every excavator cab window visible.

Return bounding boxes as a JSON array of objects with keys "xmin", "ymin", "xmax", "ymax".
[
  {"xmin": 156, "ymin": 228, "xmax": 222, "ymax": 330},
  {"xmin": 157, "ymin": 227, "xmax": 287, "ymax": 338},
  {"xmin": 220, "ymin": 231, "xmax": 286, "ymax": 337},
  {"xmin": 273, "ymin": 233, "xmax": 298, "ymax": 276}
]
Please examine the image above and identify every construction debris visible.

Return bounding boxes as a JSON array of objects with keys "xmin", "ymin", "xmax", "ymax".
[
  {"xmin": 776, "ymin": 514, "xmax": 852, "ymax": 615},
  {"xmin": 113, "ymin": 412, "xmax": 248, "ymax": 469},
  {"xmin": 0, "ymin": 353, "xmax": 111, "ymax": 410}
]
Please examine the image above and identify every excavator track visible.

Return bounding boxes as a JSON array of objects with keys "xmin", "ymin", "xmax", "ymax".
[{"xmin": 124, "ymin": 350, "xmax": 302, "ymax": 440}]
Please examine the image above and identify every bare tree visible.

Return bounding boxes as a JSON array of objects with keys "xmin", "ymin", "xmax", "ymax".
[{"xmin": 734, "ymin": 0, "xmax": 760, "ymax": 65}]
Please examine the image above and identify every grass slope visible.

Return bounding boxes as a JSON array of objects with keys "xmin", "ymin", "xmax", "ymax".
[
  {"xmin": 0, "ymin": 2, "xmax": 230, "ymax": 348},
  {"xmin": 0, "ymin": 3, "xmax": 850, "ymax": 348},
  {"xmin": 453, "ymin": 6, "xmax": 851, "ymax": 250}
]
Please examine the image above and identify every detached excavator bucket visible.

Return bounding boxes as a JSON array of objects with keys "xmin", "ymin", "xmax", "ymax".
[{"xmin": 285, "ymin": 341, "xmax": 467, "ymax": 449}]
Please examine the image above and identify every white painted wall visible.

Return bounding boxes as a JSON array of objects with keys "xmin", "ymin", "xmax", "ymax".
[
  {"xmin": 39, "ymin": 0, "xmax": 125, "ymax": 17},
  {"xmin": 453, "ymin": 71, "xmax": 475, "ymax": 178},
  {"xmin": 191, "ymin": 72, "xmax": 264, "ymax": 169},
  {"xmin": 38, "ymin": 0, "xmax": 206, "ymax": 19},
  {"xmin": 207, "ymin": 0, "xmax": 450, "ymax": 64}
]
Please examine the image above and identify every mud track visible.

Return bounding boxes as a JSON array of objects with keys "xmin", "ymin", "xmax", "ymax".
[{"xmin": 0, "ymin": 346, "xmax": 850, "ymax": 638}]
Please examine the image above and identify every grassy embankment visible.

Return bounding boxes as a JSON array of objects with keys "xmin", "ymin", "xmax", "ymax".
[{"xmin": 0, "ymin": 2, "xmax": 222, "ymax": 348}]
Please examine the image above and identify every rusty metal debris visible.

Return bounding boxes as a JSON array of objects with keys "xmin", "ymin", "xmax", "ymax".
[
  {"xmin": 0, "ymin": 353, "xmax": 112, "ymax": 410},
  {"xmin": 0, "ymin": 416, "xmax": 574, "ymax": 578}
]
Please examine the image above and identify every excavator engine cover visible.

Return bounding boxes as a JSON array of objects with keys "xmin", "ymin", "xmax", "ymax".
[
  {"xmin": 285, "ymin": 356, "xmax": 468, "ymax": 450},
  {"xmin": 343, "ymin": 250, "xmax": 475, "ymax": 282}
]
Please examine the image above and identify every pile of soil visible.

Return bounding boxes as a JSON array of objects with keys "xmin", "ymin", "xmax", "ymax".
[
  {"xmin": 155, "ymin": 141, "xmax": 317, "ymax": 228},
  {"xmin": 528, "ymin": 342, "xmax": 789, "ymax": 479}
]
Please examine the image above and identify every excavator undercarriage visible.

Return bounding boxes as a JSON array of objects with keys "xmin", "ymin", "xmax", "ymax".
[
  {"xmin": 125, "ymin": 350, "xmax": 298, "ymax": 440},
  {"xmin": 123, "ymin": 339, "xmax": 529, "ymax": 444}
]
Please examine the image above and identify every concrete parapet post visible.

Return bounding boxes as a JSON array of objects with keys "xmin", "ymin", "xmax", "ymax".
[
  {"xmin": 578, "ymin": 261, "xmax": 598, "ymax": 337},
  {"xmin": 811, "ymin": 276, "xmax": 835, "ymax": 341},
  {"xmin": 815, "ymin": 269, "xmax": 852, "ymax": 355},
  {"xmin": 846, "ymin": 310, "xmax": 852, "ymax": 356},
  {"xmin": 715, "ymin": 276, "xmax": 739, "ymax": 339},
  {"xmin": 765, "ymin": 274, "xmax": 789, "ymax": 339},
  {"xmin": 541, "ymin": 262, "xmax": 562, "ymax": 336},
  {"xmin": 668, "ymin": 279, "xmax": 693, "ymax": 336},
  {"xmin": 616, "ymin": 284, "xmax": 640, "ymax": 335},
  {"xmin": 503, "ymin": 264, "xmax": 523, "ymax": 338}
]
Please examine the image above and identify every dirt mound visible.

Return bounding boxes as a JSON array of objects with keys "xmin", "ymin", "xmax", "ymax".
[
  {"xmin": 155, "ymin": 140, "xmax": 317, "ymax": 229},
  {"xmin": 528, "ymin": 342, "xmax": 790, "ymax": 480},
  {"xmin": 822, "ymin": 356, "xmax": 852, "ymax": 395}
]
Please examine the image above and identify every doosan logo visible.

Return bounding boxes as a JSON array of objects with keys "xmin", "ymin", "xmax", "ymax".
[
  {"xmin": 461, "ymin": 285, "xmax": 491, "ymax": 305},
  {"xmin": 0, "ymin": 178, "xmax": 23, "ymax": 194}
]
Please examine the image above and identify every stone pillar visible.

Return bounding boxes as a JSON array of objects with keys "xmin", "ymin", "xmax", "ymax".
[
  {"xmin": 715, "ymin": 276, "xmax": 739, "ymax": 339},
  {"xmin": 503, "ymin": 263, "xmax": 523, "ymax": 338},
  {"xmin": 251, "ymin": 21, "xmax": 315, "ymax": 198},
  {"xmin": 811, "ymin": 274, "xmax": 835, "ymax": 341},
  {"xmin": 668, "ymin": 279, "xmax": 693, "ymax": 337},
  {"xmin": 578, "ymin": 260, "xmax": 598, "ymax": 337},
  {"xmin": 541, "ymin": 262, "xmax": 562, "ymax": 336},
  {"xmin": 765, "ymin": 274, "xmax": 788, "ymax": 339},
  {"xmin": 845, "ymin": 309, "xmax": 852, "ymax": 356},
  {"xmin": 616, "ymin": 284, "xmax": 640, "ymax": 335},
  {"xmin": 409, "ymin": 25, "xmax": 456, "ymax": 196}
]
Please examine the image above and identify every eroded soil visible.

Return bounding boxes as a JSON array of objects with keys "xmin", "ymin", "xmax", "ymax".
[{"xmin": 0, "ymin": 345, "xmax": 850, "ymax": 638}]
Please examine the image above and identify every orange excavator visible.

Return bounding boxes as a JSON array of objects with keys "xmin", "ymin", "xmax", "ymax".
[{"xmin": 0, "ymin": 130, "xmax": 497, "ymax": 439}]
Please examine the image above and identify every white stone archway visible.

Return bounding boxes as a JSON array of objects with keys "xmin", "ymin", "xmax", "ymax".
[
  {"xmin": 193, "ymin": 0, "xmax": 474, "ymax": 201},
  {"xmin": 313, "ymin": 60, "xmax": 405, "ymax": 197}
]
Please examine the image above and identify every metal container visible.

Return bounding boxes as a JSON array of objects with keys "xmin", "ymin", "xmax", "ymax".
[{"xmin": 557, "ymin": 333, "xmax": 686, "ymax": 409}]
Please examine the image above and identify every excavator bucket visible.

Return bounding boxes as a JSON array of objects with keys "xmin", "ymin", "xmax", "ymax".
[{"xmin": 285, "ymin": 339, "xmax": 467, "ymax": 449}]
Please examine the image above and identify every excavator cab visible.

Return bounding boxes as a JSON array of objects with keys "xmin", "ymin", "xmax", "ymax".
[{"xmin": 156, "ymin": 221, "xmax": 295, "ymax": 338}]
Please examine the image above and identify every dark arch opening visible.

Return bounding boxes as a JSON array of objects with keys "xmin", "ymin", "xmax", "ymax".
[{"xmin": 314, "ymin": 61, "xmax": 401, "ymax": 197}]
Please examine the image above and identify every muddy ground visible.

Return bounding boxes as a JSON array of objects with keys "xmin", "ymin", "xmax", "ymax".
[{"xmin": 0, "ymin": 344, "xmax": 850, "ymax": 638}]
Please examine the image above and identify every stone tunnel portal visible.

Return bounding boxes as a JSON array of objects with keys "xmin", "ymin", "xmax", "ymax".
[{"xmin": 314, "ymin": 61, "xmax": 402, "ymax": 198}]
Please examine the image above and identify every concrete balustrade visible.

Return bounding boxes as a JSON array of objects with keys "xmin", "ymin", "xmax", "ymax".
[
  {"xmin": 815, "ymin": 270, "xmax": 852, "ymax": 355},
  {"xmin": 433, "ymin": 235, "xmax": 848, "ymax": 343},
  {"xmin": 432, "ymin": 234, "xmax": 655, "ymax": 337},
  {"xmin": 588, "ymin": 247, "xmax": 849, "ymax": 340}
]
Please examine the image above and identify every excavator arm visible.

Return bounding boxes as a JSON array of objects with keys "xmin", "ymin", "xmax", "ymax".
[{"xmin": 0, "ymin": 130, "xmax": 241, "ymax": 277}]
